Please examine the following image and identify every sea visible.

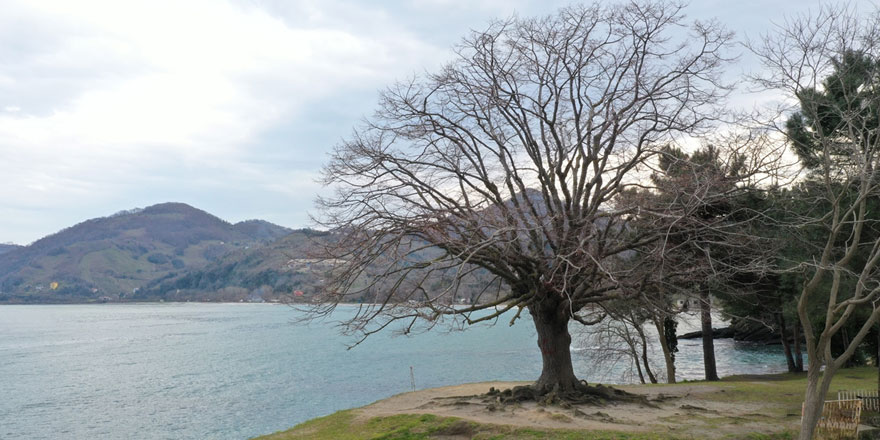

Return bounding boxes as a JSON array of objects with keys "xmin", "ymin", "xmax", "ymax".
[{"xmin": 0, "ymin": 303, "xmax": 791, "ymax": 439}]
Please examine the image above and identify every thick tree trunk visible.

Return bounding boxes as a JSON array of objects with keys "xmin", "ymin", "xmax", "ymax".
[
  {"xmin": 799, "ymin": 364, "xmax": 836, "ymax": 440},
  {"xmin": 530, "ymin": 302, "xmax": 580, "ymax": 393},
  {"xmin": 777, "ymin": 312, "xmax": 798, "ymax": 373},
  {"xmin": 699, "ymin": 291, "xmax": 719, "ymax": 381}
]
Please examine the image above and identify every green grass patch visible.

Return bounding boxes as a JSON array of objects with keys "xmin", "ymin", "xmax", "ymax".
[
  {"xmin": 255, "ymin": 411, "xmax": 683, "ymax": 440},
  {"xmin": 705, "ymin": 367, "xmax": 875, "ymax": 410}
]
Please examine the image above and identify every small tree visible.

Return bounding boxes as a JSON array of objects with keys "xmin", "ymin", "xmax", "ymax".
[
  {"xmin": 620, "ymin": 136, "xmax": 784, "ymax": 382},
  {"xmin": 750, "ymin": 6, "xmax": 880, "ymax": 439},
  {"xmin": 575, "ymin": 299, "xmax": 664, "ymax": 384},
  {"xmin": 313, "ymin": 1, "xmax": 732, "ymax": 400}
]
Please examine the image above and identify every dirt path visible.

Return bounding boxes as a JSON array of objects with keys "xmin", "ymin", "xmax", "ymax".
[{"xmin": 356, "ymin": 381, "xmax": 792, "ymax": 438}]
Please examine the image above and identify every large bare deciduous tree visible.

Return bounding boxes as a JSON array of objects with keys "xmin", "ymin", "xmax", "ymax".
[
  {"xmin": 751, "ymin": 6, "xmax": 880, "ymax": 439},
  {"xmin": 313, "ymin": 1, "xmax": 733, "ymax": 400}
]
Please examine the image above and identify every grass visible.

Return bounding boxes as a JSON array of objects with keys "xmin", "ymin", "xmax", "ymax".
[
  {"xmin": 707, "ymin": 367, "xmax": 875, "ymax": 415},
  {"xmin": 256, "ymin": 412, "xmax": 683, "ymax": 440},
  {"xmin": 253, "ymin": 367, "xmax": 877, "ymax": 440}
]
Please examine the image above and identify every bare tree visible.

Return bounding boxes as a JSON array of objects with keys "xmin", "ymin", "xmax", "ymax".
[
  {"xmin": 313, "ymin": 1, "xmax": 733, "ymax": 400},
  {"xmin": 575, "ymin": 300, "xmax": 663, "ymax": 384},
  {"xmin": 750, "ymin": 5, "xmax": 880, "ymax": 439}
]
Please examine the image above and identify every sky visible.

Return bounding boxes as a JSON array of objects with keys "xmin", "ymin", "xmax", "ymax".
[{"xmin": 0, "ymin": 0, "xmax": 864, "ymax": 245}]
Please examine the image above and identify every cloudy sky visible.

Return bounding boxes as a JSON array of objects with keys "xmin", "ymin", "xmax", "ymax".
[{"xmin": 0, "ymin": 0, "xmax": 861, "ymax": 244}]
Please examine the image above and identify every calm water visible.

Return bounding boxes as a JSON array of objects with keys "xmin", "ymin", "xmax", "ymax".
[{"xmin": 0, "ymin": 304, "xmax": 790, "ymax": 439}]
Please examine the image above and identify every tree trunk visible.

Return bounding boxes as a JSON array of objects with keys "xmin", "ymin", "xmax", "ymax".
[
  {"xmin": 793, "ymin": 323, "xmax": 804, "ymax": 372},
  {"xmin": 654, "ymin": 317, "xmax": 677, "ymax": 383},
  {"xmin": 699, "ymin": 291, "xmax": 719, "ymax": 381},
  {"xmin": 622, "ymin": 329, "xmax": 646, "ymax": 384},
  {"xmin": 799, "ymin": 364, "xmax": 836, "ymax": 440},
  {"xmin": 634, "ymin": 354, "xmax": 646, "ymax": 384},
  {"xmin": 638, "ymin": 326, "xmax": 658, "ymax": 384},
  {"xmin": 777, "ymin": 312, "xmax": 798, "ymax": 373},
  {"xmin": 530, "ymin": 302, "xmax": 580, "ymax": 393},
  {"xmin": 877, "ymin": 322, "xmax": 879, "ymax": 397}
]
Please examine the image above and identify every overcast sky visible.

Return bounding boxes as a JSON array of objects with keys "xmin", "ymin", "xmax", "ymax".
[{"xmin": 0, "ymin": 0, "xmax": 865, "ymax": 244}]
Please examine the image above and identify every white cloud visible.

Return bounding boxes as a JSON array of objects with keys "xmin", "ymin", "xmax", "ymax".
[
  {"xmin": 0, "ymin": 0, "xmax": 441, "ymax": 145},
  {"xmin": 0, "ymin": 0, "xmax": 448, "ymax": 243}
]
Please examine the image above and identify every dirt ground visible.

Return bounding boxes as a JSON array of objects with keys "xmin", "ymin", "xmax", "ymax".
[{"xmin": 356, "ymin": 381, "xmax": 793, "ymax": 439}]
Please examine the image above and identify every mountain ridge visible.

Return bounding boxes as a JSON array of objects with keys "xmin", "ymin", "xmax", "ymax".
[
  {"xmin": 0, "ymin": 243, "xmax": 21, "ymax": 255},
  {"xmin": 0, "ymin": 203, "xmax": 295, "ymax": 303}
]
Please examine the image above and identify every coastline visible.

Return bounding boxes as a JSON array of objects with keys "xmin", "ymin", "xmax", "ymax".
[{"xmin": 254, "ymin": 367, "xmax": 878, "ymax": 440}]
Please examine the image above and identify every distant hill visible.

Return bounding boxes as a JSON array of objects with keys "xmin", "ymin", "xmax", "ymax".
[
  {"xmin": 137, "ymin": 228, "xmax": 504, "ymax": 304},
  {"xmin": 0, "ymin": 196, "xmax": 528, "ymax": 304},
  {"xmin": 136, "ymin": 228, "xmax": 331, "ymax": 302},
  {"xmin": 0, "ymin": 203, "xmax": 292, "ymax": 303},
  {"xmin": 0, "ymin": 243, "xmax": 21, "ymax": 255},
  {"xmin": 233, "ymin": 219, "xmax": 292, "ymax": 242},
  {"xmin": 140, "ymin": 192, "xmax": 557, "ymax": 303}
]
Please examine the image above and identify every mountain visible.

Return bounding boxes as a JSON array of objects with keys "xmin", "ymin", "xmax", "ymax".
[
  {"xmin": 232, "ymin": 219, "xmax": 292, "ymax": 242},
  {"xmin": 136, "ymin": 228, "xmax": 497, "ymax": 304},
  {"xmin": 0, "ymin": 243, "xmax": 21, "ymax": 255},
  {"xmin": 0, "ymin": 203, "xmax": 291, "ymax": 303},
  {"xmin": 141, "ymin": 190, "xmax": 559, "ymax": 303},
  {"xmin": 0, "ymin": 193, "xmax": 545, "ymax": 304},
  {"xmin": 136, "ymin": 228, "xmax": 331, "ymax": 302}
]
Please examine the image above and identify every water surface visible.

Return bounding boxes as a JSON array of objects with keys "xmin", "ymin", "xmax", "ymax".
[{"xmin": 0, "ymin": 303, "xmax": 790, "ymax": 439}]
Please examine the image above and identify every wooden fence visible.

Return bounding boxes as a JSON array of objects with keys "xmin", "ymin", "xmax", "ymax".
[
  {"xmin": 804, "ymin": 399, "xmax": 862, "ymax": 440},
  {"xmin": 838, "ymin": 389, "xmax": 880, "ymax": 412}
]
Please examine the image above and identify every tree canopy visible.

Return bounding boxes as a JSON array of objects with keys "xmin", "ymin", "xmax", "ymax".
[
  {"xmin": 314, "ymin": 1, "xmax": 734, "ymax": 397},
  {"xmin": 750, "ymin": 5, "xmax": 880, "ymax": 438}
]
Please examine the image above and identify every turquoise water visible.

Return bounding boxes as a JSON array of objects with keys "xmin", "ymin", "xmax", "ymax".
[{"xmin": 0, "ymin": 304, "xmax": 790, "ymax": 439}]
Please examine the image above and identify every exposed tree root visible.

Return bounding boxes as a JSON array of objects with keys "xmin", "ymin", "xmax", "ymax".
[{"xmin": 483, "ymin": 381, "xmax": 657, "ymax": 409}]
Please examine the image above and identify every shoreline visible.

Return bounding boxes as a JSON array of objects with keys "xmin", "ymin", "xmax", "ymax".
[{"xmin": 254, "ymin": 367, "xmax": 878, "ymax": 440}]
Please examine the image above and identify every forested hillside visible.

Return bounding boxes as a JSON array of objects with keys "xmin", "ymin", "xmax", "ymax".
[
  {"xmin": 136, "ymin": 228, "xmax": 330, "ymax": 302},
  {"xmin": 0, "ymin": 243, "xmax": 21, "ymax": 255},
  {"xmin": 0, "ymin": 203, "xmax": 291, "ymax": 303}
]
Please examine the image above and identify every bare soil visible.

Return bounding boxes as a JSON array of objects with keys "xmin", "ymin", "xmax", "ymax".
[{"xmin": 356, "ymin": 381, "xmax": 792, "ymax": 439}]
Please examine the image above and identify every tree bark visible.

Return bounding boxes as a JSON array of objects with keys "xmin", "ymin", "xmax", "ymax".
[
  {"xmin": 637, "ymin": 325, "xmax": 658, "ymax": 384},
  {"xmin": 700, "ymin": 291, "xmax": 719, "ymax": 381},
  {"xmin": 777, "ymin": 312, "xmax": 798, "ymax": 373},
  {"xmin": 654, "ymin": 317, "xmax": 677, "ymax": 383},
  {"xmin": 530, "ymin": 301, "xmax": 580, "ymax": 393},
  {"xmin": 634, "ymin": 355, "xmax": 646, "ymax": 385},
  {"xmin": 799, "ymin": 364, "xmax": 836, "ymax": 440}
]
